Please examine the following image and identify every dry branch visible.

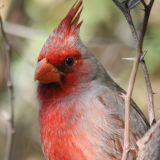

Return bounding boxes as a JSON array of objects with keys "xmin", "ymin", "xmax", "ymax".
[
  {"xmin": 112, "ymin": 0, "xmax": 155, "ymax": 160},
  {"xmin": 139, "ymin": 0, "xmax": 155, "ymax": 126},
  {"xmin": 0, "ymin": 15, "xmax": 15, "ymax": 160},
  {"xmin": 136, "ymin": 119, "xmax": 160, "ymax": 160}
]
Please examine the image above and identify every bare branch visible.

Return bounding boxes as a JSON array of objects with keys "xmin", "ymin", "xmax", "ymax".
[
  {"xmin": 0, "ymin": 15, "xmax": 15, "ymax": 160},
  {"xmin": 112, "ymin": 2, "xmax": 155, "ymax": 124},
  {"xmin": 141, "ymin": 0, "xmax": 147, "ymax": 8},
  {"xmin": 122, "ymin": 0, "xmax": 155, "ymax": 158},
  {"xmin": 111, "ymin": 2, "xmax": 140, "ymax": 160},
  {"xmin": 141, "ymin": 60, "xmax": 155, "ymax": 125},
  {"xmin": 138, "ymin": 0, "xmax": 155, "ymax": 125},
  {"xmin": 122, "ymin": 45, "xmax": 140, "ymax": 160},
  {"xmin": 112, "ymin": 0, "xmax": 155, "ymax": 159},
  {"xmin": 137, "ymin": 119, "xmax": 160, "ymax": 160},
  {"xmin": 3, "ymin": 21, "xmax": 48, "ymax": 40},
  {"xmin": 112, "ymin": 0, "xmax": 138, "ymax": 41}
]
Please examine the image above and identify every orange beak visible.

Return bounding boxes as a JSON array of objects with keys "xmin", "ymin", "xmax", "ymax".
[{"xmin": 35, "ymin": 58, "xmax": 61, "ymax": 84}]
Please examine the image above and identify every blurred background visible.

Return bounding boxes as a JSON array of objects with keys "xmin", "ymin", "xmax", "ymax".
[{"xmin": 0, "ymin": 0, "xmax": 160, "ymax": 159}]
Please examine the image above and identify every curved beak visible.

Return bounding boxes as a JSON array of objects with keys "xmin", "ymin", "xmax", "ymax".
[{"xmin": 34, "ymin": 58, "xmax": 61, "ymax": 84}]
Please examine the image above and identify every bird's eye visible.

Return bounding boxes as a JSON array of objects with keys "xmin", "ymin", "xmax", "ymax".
[{"xmin": 65, "ymin": 57, "xmax": 75, "ymax": 67}]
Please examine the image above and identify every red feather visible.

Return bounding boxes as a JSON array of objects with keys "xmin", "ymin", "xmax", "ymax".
[
  {"xmin": 57, "ymin": 0, "xmax": 83, "ymax": 36},
  {"xmin": 36, "ymin": 0, "xmax": 149, "ymax": 160}
]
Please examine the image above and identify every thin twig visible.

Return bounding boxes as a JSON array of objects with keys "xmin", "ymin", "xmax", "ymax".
[
  {"xmin": 112, "ymin": 0, "xmax": 155, "ymax": 159},
  {"xmin": 113, "ymin": 0, "xmax": 155, "ymax": 126},
  {"xmin": 122, "ymin": 42, "xmax": 141, "ymax": 160},
  {"xmin": 139, "ymin": 0, "xmax": 155, "ymax": 126},
  {"xmin": 141, "ymin": 0, "xmax": 147, "ymax": 8},
  {"xmin": 3, "ymin": 21, "xmax": 48, "ymax": 40},
  {"xmin": 112, "ymin": 0, "xmax": 138, "ymax": 41},
  {"xmin": 137, "ymin": 119, "xmax": 160, "ymax": 160},
  {"xmin": 122, "ymin": 0, "xmax": 155, "ymax": 159},
  {"xmin": 111, "ymin": 3, "xmax": 137, "ymax": 159},
  {"xmin": 124, "ymin": 0, "xmax": 155, "ymax": 126},
  {"xmin": 116, "ymin": 0, "xmax": 155, "ymax": 126},
  {"xmin": 141, "ymin": 60, "xmax": 155, "ymax": 125},
  {"xmin": 0, "ymin": 15, "xmax": 15, "ymax": 160}
]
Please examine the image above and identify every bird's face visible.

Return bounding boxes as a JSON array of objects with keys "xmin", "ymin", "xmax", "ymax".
[
  {"xmin": 35, "ymin": 37, "xmax": 88, "ymax": 87},
  {"xmin": 35, "ymin": 0, "xmax": 94, "ymax": 88}
]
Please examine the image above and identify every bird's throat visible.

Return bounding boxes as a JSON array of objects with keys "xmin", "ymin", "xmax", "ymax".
[
  {"xmin": 39, "ymin": 98, "xmax": 89, "ymax": 160},
  {"xmin": 38, "ymin": 82, "xmax": 106, "ymax": 160}
]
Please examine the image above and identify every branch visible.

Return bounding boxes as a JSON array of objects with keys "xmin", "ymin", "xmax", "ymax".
[
  {"xmin": 139, "ymin": 0, "xmax": 155, "ymax": 126},
  {"xmin": 136, "ymin": 119, "xmax": 160, "ymax": 160},
  {"xmin": 112, "ymin": 0, "xmax": 155, "ymax": 159},
  {"xmin": 0, "ymin": 15, "xmax": 15, "ymax": 160},
  {"xmin": 123, "ymin": 0, "xmax": 155, "ymax": 158},
  {"xmin": 124, "ymin": 0, "xmax": 156, "ymax": 158},
  {"xmin": 140, "ymin": 60, "xmax": 155, "ymax": 125},
  {"xmin": 141, "ymin": 0, "xmax": 147, "ymax": 8},
  {"xmin": 3, "ymin": 21, "xmax": 48, "ymax": 40},
  {"xmin": 113, "ymin": 0, "xmax": 155, "ymax": 126},
  {"xmin": 112, "ymin": 0, "xmax": 138, "ymax": 41}
]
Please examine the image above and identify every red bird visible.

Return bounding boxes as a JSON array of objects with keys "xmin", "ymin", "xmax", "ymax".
[{"xmin": 35, "ymin": 0, "xmax": 149, "ymax": 160}]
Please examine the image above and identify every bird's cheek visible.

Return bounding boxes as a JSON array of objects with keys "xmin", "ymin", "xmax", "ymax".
[
  {"xmin": 35, "ymin": 58, "xmax": 61, "ymax": 84},
  {"xmin": 64, "ymin": 73, "xmax": 78, "ymax": 85}
]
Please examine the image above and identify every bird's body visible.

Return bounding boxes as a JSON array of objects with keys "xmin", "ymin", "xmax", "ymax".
[
  {"xmin": 38, "ymin": 78, "xmax": 148, "ymax": 160},
  {"xmin": 35, "ymin": 1, "xmax": 149, "ymax": 160}
]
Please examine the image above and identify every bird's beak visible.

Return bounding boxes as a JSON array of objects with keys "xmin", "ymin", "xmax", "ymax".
[{"xmin": 34, "ymin": 58, "xmax": 61, "ymax": 84}]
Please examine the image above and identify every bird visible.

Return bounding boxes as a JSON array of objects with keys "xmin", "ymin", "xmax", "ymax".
[{"xmin": 35, "ymin": 0, "xmax": 149, "ymax": 159}]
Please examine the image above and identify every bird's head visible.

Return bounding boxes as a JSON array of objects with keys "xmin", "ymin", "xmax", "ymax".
[{"xmin": 35, "ymin": 0, "xmax": 105, "ymax": 94}]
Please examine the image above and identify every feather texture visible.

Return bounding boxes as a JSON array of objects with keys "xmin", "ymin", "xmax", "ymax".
[{"xmin": 36, "ymin": 1, "xmax": 149, "ymax": 160}]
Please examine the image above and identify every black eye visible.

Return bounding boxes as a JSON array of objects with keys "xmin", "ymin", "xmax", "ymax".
[{"xmin": 65, "ymin": 57, "xmax": 74, "ymax": 67}]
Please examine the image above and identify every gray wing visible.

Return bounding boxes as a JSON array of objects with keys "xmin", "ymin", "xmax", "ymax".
[{"xmin": 94, "ymin": 85, "xmax": 149, "ymax": 159}]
